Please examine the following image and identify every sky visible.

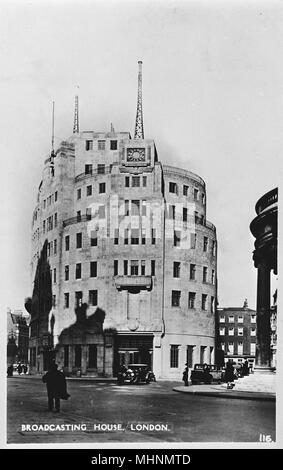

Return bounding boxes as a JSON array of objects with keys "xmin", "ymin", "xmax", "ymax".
[{"xmin": 0, "ymin": 0, "xmax": 282, "ymax": 316}]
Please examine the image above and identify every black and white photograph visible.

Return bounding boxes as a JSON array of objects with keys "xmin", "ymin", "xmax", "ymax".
[{"xmin": 1, "ymin": 0, "xmax": 282, "ymax": 451}]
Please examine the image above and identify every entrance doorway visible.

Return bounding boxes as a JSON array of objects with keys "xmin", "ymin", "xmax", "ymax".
[{"xmin": 113, "ymin": 335, "xmax": 153, "ymax": 376}]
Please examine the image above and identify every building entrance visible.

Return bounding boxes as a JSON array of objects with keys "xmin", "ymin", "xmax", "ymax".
[{"xmin": 113, "ymin": 335, "xmax": 153, "ymax": 376}]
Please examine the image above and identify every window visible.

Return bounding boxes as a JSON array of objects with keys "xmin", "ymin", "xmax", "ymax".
[
  {"xmin": 172, "ymin": 290, "xmax": 181, "ymax": 307},
  {"xmin": 190, "ymin": 233, "xmax": 196, "ymax": 249},
  {"xmin": 190, "ymin": 264, "xmax": 196, "ymax": 280},
  {"xmin": 183, "ymin": 185, "xmax": 189, "ymax": 196},
  {"xmin": 219, "ymin": 327, "xmax": 225, "ymax": 336},
  {"xmin": 65, "ymin": 265, "xmax": 69, "ymax": 281},
  {"xmin": 88, "ymin": 344, "xmax": 97, "ymax": 368},
  {"xmin": 238, "ymin": 315, "xmax": 243, "ymax": 323},
  {"xmin": 99, "ymin": 182, "xmax": 106, "ymax": 193},
  {"xmin": 64, "ymin": 293, "xmax": 69, "ymax": 308},
  {"xmin": 86, "ymin": 207, "xmax": 92, "ymax": 220},
  {"xmin": 87, "ymin": 185, "xmax": 92, "ymax": 196},
  {"xmin": 125, "ymin": 176, "xmax": 130, "ymax": 187},
  {"xmin": 250, "ymin": 343, "xmax": 256, "ymax": 355},
  {"xmin": 132, "ymin": 176, "xmax": 140, "ymax": 187},
  {"xmin": 238, "ymin": 327, "xmax": 243, "ymax": 336},
  {"xmin": 89, "ymin": 290, "xmax": 98, "ymax": 306},
  {"xmin": 169, "ymin": 182, "xmax": 178, "ymax": 194},
  {"xmin": 85, "ymin": 140, "xmax": 93, "ymax": 151},
  {"xmin": 228, "ymin": 342, "xmax": 234, "ymax": 354},
  {"xmin": 132, "ymin": 200, "xmax": 140, "ymax": 216},
  {"xmin": 211, "ymin": 296, "xmax": 214, "ymax": 313},
  {"xmin": 130, "ymin": 260, "xmax": 139, "ymax": 276},
  {"xmin": 203, "ymin": 237, "xmax": 208, "ymax": 252},
  {"xmin": 143, "ymin": 176, "xmax": 147, "ymax": 187},
  {"xmin": 75, "ymin": 291, "xmax": 83, "ymax": 308},
  {"xmin": 43, "ymin": 200, "xmax": 46, "ymax": 209},
  {"xmin": 169, "ymin": 204, "xmax": 175, "ymax": 219},
  {"xmin": 91, "ymin": 231, "xmax": 97, "ymax": 246},
  {"xmin": 124, "ymin": 260, "xmax": 128, "ymax": 275},
  {"xmin": 173, "ymin": 262, "xmax": 181, "ymax": 278},
  {"xmin": 142, "ymin": 201, "xmax": 147, "ymax": 216},
  {"xmin": 212, "ymin": 240, "xmax": 216, "ymax": 256},
  {"xmin": 77, "ymin": 188, "xmax": 81, "ymax": 200},
  {"xmin": 65, "ymin": 235, "xmax": 70, "ymax": 251},
  {"xmin": 183, "ymin": 207, "xmax": 188, "ymax": 222},
  {"xmin": 186, "ymin": 346, "xmax": 194, "ymax": 368},
  {"xmin": 251, "ymin": 327, "xmax": 256, "ymax": 336},
  {"xmin": 194, "ymin": 188, "xmax": 199, "ymax": 200},
  {"xmin": 90, "ymin": 261, "xmax": 97, "ymax": 277},
  {"xmin": 114, "ymin": 228, "xmax": 119, "ymax": 245},
  {"xmin": 54, "ymin": 213, "xmax": 57, "ymax": 228},
  {"xmin": 98, "ymin": 140, "xmax": 105, "ymax": 150},
  {"xmin": 77, "ymin": 210, "xmax": 81, "ymax": 222},
  {"xmin": 188, "ymin": 292, "xmax": 196, "ymax": 309},
  {"xmin": 75, "ymin": 345, "xmax": 82, "ymax": 367},
  {"xmin": 151, "ymin": 228, "xmax": 156, "ymax": 245},
  {"xmin": 203, "ymin": 267, "xmax": 208, "ymax": 283},
  {"xmin": 52, "ymin": 295, "xmax": 56, "ymax": 307},
  {"xmin": 151, "ymin": 260, "xmax": 155, "ymax": 276},
  {"xmin": 85, "ymin": 164, "xmax": 93, "ymax": 175},
  {"xmin": 76, "ymin": 233, "xmax": 82, "ymax": 249},
  {"xmin": 43, "ymin": 220, "xmax": 46, "ymax": 234},
  {"xmin": 212, "ymin": 270, "xmax": 215, "ymax": 284},
  {"xmin": 227, "ymin": 315, "xmax": 234, "ymax": 324},
  {"xmin": 141, "ymin": 228, "xmax": 146, "ymax": 245},
  {"xmin": 251, "ymin": 314, "xmax": 256, "ymax": 323},
  {"xmin": 97, "ymin": 164, "xmax": 105, "ymax": 174},
  {"xmin": 174, "ymin": 230, "xmax": 181, "ymax": 247},
  {"xmin": 219, "ymin": 315, "xmax": 225, "ymax": 323},
  {"xmin": 55, "ymin": 191, "xmax": 58, "ymax": 202},
  {"xmin": 170, "ymin": 345, "xmax": 179, "ymax": 368},
  {"xmin": 131, "ymin": 228, "xmax": 139, "ymax": 245},
  {"xmin": 200, "ymin": 346, "xmax": 206, "ymax": 364},
  {"xmin": 221, "ymin": 342, "xmax": 225, "ymax": 351},
  {"xmin": 53, "ymin": 268, "xmax": 56, "ymax": 284},
  {"xmin": 201, "ymin": 294, "xmax": 207, "ymax": 310},
  {"xmin": 238, "ymin": 342, "xmax": 243, "ymax": 355},
  {"xmin": 141, "ymin": 260, "xmax": 146, "ymax": 276},
  {"xmin": 228, "ymin": 327, "xmax": 234, "ymax": 336},
  {"xmin": 110, "ymin": 140, "xmax": 117, "ymax": 150},
  {"xmin": 114, "ymin": 260, "xmax": 118, "ymax": 275},
  {"xmin": 54, "ymin": 239, "xmax": 57, "ymax": 255},
  {"xmin": 124, "ymin": 228, "xmax": 129, "ymax": 245},
  {"xmin": 75, "ymin": 263, "xmax": 81, "ymax": 279},
  {"xmin": 201, "ymin": 193, "xmax": 205, "ymax": 205},
  {"xmin": 64, "ymin": 346, "xmax": 69, "ymax": 367}
]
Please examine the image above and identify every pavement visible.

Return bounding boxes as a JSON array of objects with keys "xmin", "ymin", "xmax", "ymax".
[{"xmin": 173, "ymin": 374, "xmax": 276, "ymax": 401}]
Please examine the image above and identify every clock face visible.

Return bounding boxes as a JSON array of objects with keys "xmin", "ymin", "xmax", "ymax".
[{"xmin": 127, "ymin": 148, "xmax": 145, "ymax": 162}]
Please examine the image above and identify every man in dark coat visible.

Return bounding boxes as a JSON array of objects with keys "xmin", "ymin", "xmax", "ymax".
[
  {"xmin": 182, "ymin": 364, "xmax": 189, "ymax": 386},
  {"xmin": 42, "ymin": 362, "xmax": 70, "ymax": 412},
  {"xmin": 224, "ymin": 360, "xmax": 235, "ymax": 389}
]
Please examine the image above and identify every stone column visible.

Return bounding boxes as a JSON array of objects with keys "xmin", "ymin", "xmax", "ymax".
[{"xmin": 255, "ymin": 261, "xmax": 271, "ymax": 372}]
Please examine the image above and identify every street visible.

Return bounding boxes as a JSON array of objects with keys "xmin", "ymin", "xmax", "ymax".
[{"xmin": 7, "ymin": 376, "xmax": 275, "ymax": 444}]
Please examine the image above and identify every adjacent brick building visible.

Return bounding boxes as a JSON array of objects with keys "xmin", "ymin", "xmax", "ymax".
[{"xmin": 216, "ymin": 301, "xmax": 256, "ymax": 369}]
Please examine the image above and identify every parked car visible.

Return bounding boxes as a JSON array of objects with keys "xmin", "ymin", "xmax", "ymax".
[
  {"xmin": 117, "ymin": 364, "xmax": 156, "ymax": 385},
  {"xmin": 190, "ymin": 364, "xmax": 224, "ymax": 385}
]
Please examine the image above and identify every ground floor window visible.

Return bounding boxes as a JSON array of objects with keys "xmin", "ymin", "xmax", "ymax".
[
  {"xmin": 88, "ymin": 345, "xmax": 97, "ymax": 369},
  {"xmin": 200, "ymin": 346, "xmax": 206, "ymax": 364},
  {"xmin": 186, "ymin": 345, "xmax": 194, "ymax": 368},
  {"xmin": 75, "ymin": 345, "xmax": 82, "ymax": 367},
  {"xmin": 170, "ymin": 345, "xmax": 179, "ymax": 368}
]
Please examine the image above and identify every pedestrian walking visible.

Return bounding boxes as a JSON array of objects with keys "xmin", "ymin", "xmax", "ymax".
[
  {"xmin": 23, "ymin": 365, "xmax": 28, "ymax": 374},
  {"xmin": 224, "ymin": 360, "xmax": 235, "ymax": 389},
  {"xmin": 7, "ymin": 365, "xmax": 13, "ymax": 377},
  {"xmin": 42, "ymin": 361, "xmax": 70, "ymax": 412},
  {"xmin": 17, "ymin": 364, "xmax": 22, "ymax": 375},
  {"xmin": 182, "ymin": 364, "xmax": 189, "ymax": 386},
  {"xmin": 242, "ymin": 359, "xmax": 250, "ymax": 376}
]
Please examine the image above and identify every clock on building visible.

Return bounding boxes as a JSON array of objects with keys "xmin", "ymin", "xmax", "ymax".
[{"xmin": 126, "ymin": 148, "xmax": 146, "ymax": 162}]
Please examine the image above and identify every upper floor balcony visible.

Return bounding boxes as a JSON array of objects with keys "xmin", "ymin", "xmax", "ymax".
[{"xmin": 114, "ymin": 275, "xmax": 152, "ymax": 291}]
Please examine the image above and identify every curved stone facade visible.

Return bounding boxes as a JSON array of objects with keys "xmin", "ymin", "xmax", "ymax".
[{"xmin": 29, "ymin": 132, "xmax": 217, "ymax": 379}]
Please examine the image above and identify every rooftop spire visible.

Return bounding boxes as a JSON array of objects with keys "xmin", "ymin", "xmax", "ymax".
[
  {"xmin": 134, "ymin": 60, "xmax": 144, "ymax": 139},
  {"xmin": 73, "ymin": 94, "xmax": 79, "ymax": 133}
]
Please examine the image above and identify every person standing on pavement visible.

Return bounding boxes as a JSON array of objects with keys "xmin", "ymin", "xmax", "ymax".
[
  {"xmin": 224, "ymin": 360, "xmax": 235, "ymax": 389},
  {"xmin": 242, "ymin": 359, "xmax": 250, "ymax": 376},
  {"xmin": 42, "ymin": 361, "xmax": 70, "ymax": 412},
  {"xmin": 182, "ymin": 364, "xmax": 189, "ymax": 386}
]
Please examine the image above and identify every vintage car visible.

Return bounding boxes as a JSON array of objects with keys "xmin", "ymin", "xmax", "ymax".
[
  {"xmin": 117, "ymin": 364, "xmax": 156, "ymax": 385},
  {"xmin": 190, "ymin": 364, "xmax": 224, "ymax": 385}
]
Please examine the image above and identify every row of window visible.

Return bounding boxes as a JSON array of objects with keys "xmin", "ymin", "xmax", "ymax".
[
  {"xmin": 170, "ymin": 344, "xmax": 213, "ymax": 369},
  {"xmin": 168, "ymin": 182, "xmax": 205, "ymax": 204},
  {"xmin": 219, "ymin": 327, "xmax": 256, "ymax": 336},
  {"xmin": 85, "ymin": 139, "xmax": 117, "ymax": 151},
  {"xmin": 62, "ymin": 259, "xmax": 156, "ymax": 280},
  {"xmin": 172, "ymin": 290, "xmax": 215, "ymax": 312},
  {"xmin": 43, "ymin": 191, "xmax": 58, "ymax": 210},
  {"xmin": 77, "ymin": 182, "xmax": 106, "ymax": 199},
  {"xmin": 221, "ymin": 342, "xmax": 256, "ymax": 355},
  {"xmin": 63, "ymin": 290, "xmax": 98, "ymax": 308},
  {"xmin": 219, "ymin": 314, "xmax": 256, "ymax": 323},
  {"xmin": 43, "ymin": 213, "xmax": 57, "ymax": 233}
]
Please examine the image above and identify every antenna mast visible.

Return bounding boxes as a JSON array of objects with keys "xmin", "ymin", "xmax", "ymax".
[
  {"xmin": 134, "ymin": 60, "xmax": 144, "ymax": 139},
  {"xmin": 73, "ymin": 94, "xmax": 79, "ymax": 133},
  {"xmin": 51, "ymin": 101, "xmax": 55, "ymax": 152}
]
